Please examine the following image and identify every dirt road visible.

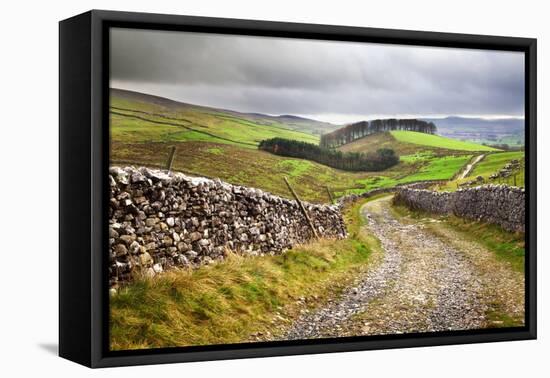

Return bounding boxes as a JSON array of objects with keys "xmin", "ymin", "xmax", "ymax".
[
  {"xmin": 458, "ymin": 154, "xmax": 485, "ymax": 179},
  {"xmin": 283, "ymin": 195, "xmax": 524, "ymax": 339}
]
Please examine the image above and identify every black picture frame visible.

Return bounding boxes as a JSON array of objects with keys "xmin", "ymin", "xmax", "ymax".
[{"xmin": 59, "ymin": 9, "xmax": 537, "ymax": 368}]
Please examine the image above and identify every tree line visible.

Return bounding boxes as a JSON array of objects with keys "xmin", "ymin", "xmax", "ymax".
[
  {"xmin": 259, "ymin": 138, "xmax": 399, "ymax": 172},
  {"xmin": 320, "ymin": 119, "xmax": 437, "ymax": 148}
]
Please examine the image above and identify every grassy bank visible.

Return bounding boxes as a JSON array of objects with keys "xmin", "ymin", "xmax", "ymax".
[
  {"xmin": 435, "ymin": 217, "xmax": 525, "ymax": 274},
  {"xmin": 110, "ymin": 199, "xmax": 378, "ymax": 351}
]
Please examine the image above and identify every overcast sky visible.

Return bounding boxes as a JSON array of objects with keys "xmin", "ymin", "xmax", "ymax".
[{"xmin": 110, "ymin": 28, "xmax": 525, "ymax": 124}]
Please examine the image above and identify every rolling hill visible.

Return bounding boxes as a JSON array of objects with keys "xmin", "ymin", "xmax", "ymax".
[
  {"xmin": 423, "ymin": 116, "xmax": 524, "ymax": 147},
  {"xmin": 110, "ymin": 89, "xmax": 379, "ymax": 202},
  {"xmin": 338, "ymin": 130, "xmax": 497, "ymax": 156},
  {"xmin": 110, "ymin": 88, "xmax": 506, "ymax": 202},
  {"xmin": 389, "ymin": 130, "xmax": 498, "ymax": 151},
  {"xmin": 111, "ymin": 88, "xmax": 339, "ymax": 141}
]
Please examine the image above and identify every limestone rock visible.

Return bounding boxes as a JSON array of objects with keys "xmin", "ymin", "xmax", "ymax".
[{"xmin": 108, "ymin": 166, "xmax": 347, "ymax": 287}]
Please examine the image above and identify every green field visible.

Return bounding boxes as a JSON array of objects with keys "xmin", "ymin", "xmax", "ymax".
[
  {"xmin": 398, "ymin": 155, "xmax": 473, "ymax": 182},
  {"xmin": 339, "ymin": 130, "xmax": 490, "ymax": 166},
  {"xmin": 110, "ymin": 89, "xmax": 517, "ymax": 203},
  {"xmin": 339, "ymin": 155, "xmax": 473, "ymax": 196},
  {"xmin": 438, "ymin": 151, "xmax": 525, "ymax": 191},
  {"xmin": 339, "ymin": 131, "xmax": 444, "ymax": 156},
  {"xmin": 111, "ymin": 140, "xmax": 388, "ymax": 203},
  {"xmin": 399, "ymin": 151, "xmax": 436, "ymax": 163},
  {"xmin": 390, "ymin": 130, "xmax": 499, "ymax": 152},
  {"xmin": 471, "ymin": 151, "xmax": 524, "ymax": 179},
  {"xmin": 111, "ymin": 96, "xmax": 319, "ymax": 148}
]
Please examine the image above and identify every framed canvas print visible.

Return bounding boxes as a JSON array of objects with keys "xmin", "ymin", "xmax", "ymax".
[{"xmin": 59, "ymin": 10, "xmax": 537, "ymax": 368}]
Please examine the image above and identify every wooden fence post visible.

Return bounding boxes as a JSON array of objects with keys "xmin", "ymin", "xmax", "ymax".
[
  {"xmin": 284, "ymin": 177, "xmax": 319, "ymax": 239},
  {"xmin": 325, "ymin": 185, "xmax": 335, "ymax": 204},
  {"xmin": 166, "ymin": 146, "xmax": 177, "ymax": 172}
]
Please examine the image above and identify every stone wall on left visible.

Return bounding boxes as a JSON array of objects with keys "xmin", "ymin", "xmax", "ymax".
[{"xmin": 109, "ymin": 166, "xmax": 347, "ymax": 288}]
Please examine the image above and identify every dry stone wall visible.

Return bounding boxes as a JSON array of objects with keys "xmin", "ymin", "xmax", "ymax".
[
  {"xmin": 109, "ymin": 166, "xmax": 347, "ymax": 287},
  {"xmin": 394, "ymin": 185, "xmax": 525, "ymax": 232},
  {"xmin": 337, "ymin": 180, "xmax": 446, "ymax": 207}
]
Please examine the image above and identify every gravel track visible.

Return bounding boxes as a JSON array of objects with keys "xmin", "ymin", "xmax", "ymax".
[
  {"xmin": 458, "ymin": 154, "xmax": 486, "ymax": 179},
  {"xmin": 283, "ymin": 195, "xmax": 512, "ymax": 340}
]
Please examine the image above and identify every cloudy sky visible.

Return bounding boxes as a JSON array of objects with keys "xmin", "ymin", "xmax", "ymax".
[{"xmin": 110, "ymin": 28, "xmax": 525, "ymax": 124}]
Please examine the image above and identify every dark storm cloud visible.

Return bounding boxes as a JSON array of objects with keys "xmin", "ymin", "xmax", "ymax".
[{"xmin": 110, "ymin": 28, "xmax": 525, "ymax": 121}]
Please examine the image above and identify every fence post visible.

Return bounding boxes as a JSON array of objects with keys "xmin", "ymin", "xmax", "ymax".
[
  {"xmin": 325, "ymin": 185, "xmax": 335, "ymax": 204},
  {"xmin": 166, "ymin": 146, "xmax": 177, "ymax": 172},
  {"xmin": 284, "ymin": 177, "xmax": 319, "ymax": 239}
]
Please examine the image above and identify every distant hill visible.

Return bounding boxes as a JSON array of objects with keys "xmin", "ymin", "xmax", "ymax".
[
  {"xmin": 320, "ymin": 119, "xmax": 436, "ymax": 148},
  {"xmin": 390, "ymin": 130, "xmax": 498, "ymax": 152},
  {"xmin": 111, "ymin": 88, "xmax": 339, "ymax": 136},
  {"xmin": 423, "ymin": 116, "xmax": 524, "ymax": 147},
  {"xmin": 110, "ymin": 88, "xmax": 504, "ymax": 202},
  {"xmin": 339, "ymin": 131, "xmax": 497, "ymax": 156}
]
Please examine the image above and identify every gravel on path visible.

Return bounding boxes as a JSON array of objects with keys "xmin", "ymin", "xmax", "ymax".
[{"xmin": 283, "ymin": 196, "xmax": 495, "ymax": 340}]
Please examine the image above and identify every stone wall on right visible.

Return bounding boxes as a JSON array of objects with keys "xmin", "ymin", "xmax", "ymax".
[{"xmin": 394, "ymin": 185, "xmax": 525, "ymax": 232}]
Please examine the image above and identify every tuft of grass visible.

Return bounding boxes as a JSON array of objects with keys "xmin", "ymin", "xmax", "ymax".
[
  {"xmin": 485, "ymin": 302, "xmax": 525, "ymax": 328},
  {"xmin": 206, "ymin": 147, "xmax": 224, "ymax": 155},
  {"xmin": 110, "ymin": 199, "xmax": 377, "ymax": 351}
]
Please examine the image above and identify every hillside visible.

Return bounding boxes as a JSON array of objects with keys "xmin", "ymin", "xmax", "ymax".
[
  {"xmin": 110, "ymin": 89, "xmax": 488, "ymax": 202},
  {"xmin": 338, "ymin": 131, "xmax": 496, "ymax": 156},
  {"xmin": 390, "ymin": 131, "xmax": 498, "ymax": 151},
  {"xmin": 339, "ymin": 132, "xmax": 432, "ymax": 156},
  {"xmin": 423, "ymin": 116, "xmax": 524, "ymax": 147},
  {"xmin": 111, "ymin": 88, "xmax": 338, "ymax": 139},
  {"xmin": 437, "ymin": 150, "xmax": 525, "ymax": 191},
  {"xmin": 334, "ymin": 130, "xmax": 500, "ymax": 195},
  {"xmin": 320, "ymin": 119, "xmax": 436, "ymax": 148}
]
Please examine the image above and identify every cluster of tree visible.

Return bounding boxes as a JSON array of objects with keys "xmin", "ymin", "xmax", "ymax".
[
  {"xmin": 320, "ymin": 119, "xmax": 437, "ymax": 148},
  {"xmin": 259, "ymin": 138, "xmax": 399, "ymax": 172}
]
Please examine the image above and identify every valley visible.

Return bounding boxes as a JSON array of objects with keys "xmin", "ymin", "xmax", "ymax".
[
  {"xmin": 109, "ymin": 88, "xmax": 526, "ymax": 350},
  {"xmin": 110, "ymin": 89, "xmax": 524, "ymax": 203}
]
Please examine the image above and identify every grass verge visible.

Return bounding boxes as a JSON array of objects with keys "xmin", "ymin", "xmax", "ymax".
[
  {"xmin": 436, "ymin": 217, "xmax": 525, "ymax": 274},
  {"xmin": 110, "ymin": 199, "xmax": 377, "ymax": 350},
  {"xmin": 391, "ymin": 204, "xmax": 525, "ymax": 274}
]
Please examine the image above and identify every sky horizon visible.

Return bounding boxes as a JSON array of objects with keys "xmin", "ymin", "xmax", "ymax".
[
  {"xmin": 110, "ymin": 28, "xmax": 525, "ymax": 125},
  {"xmin": 110, "ymin": 86, "xmax": 525, "ymax": 125}
]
